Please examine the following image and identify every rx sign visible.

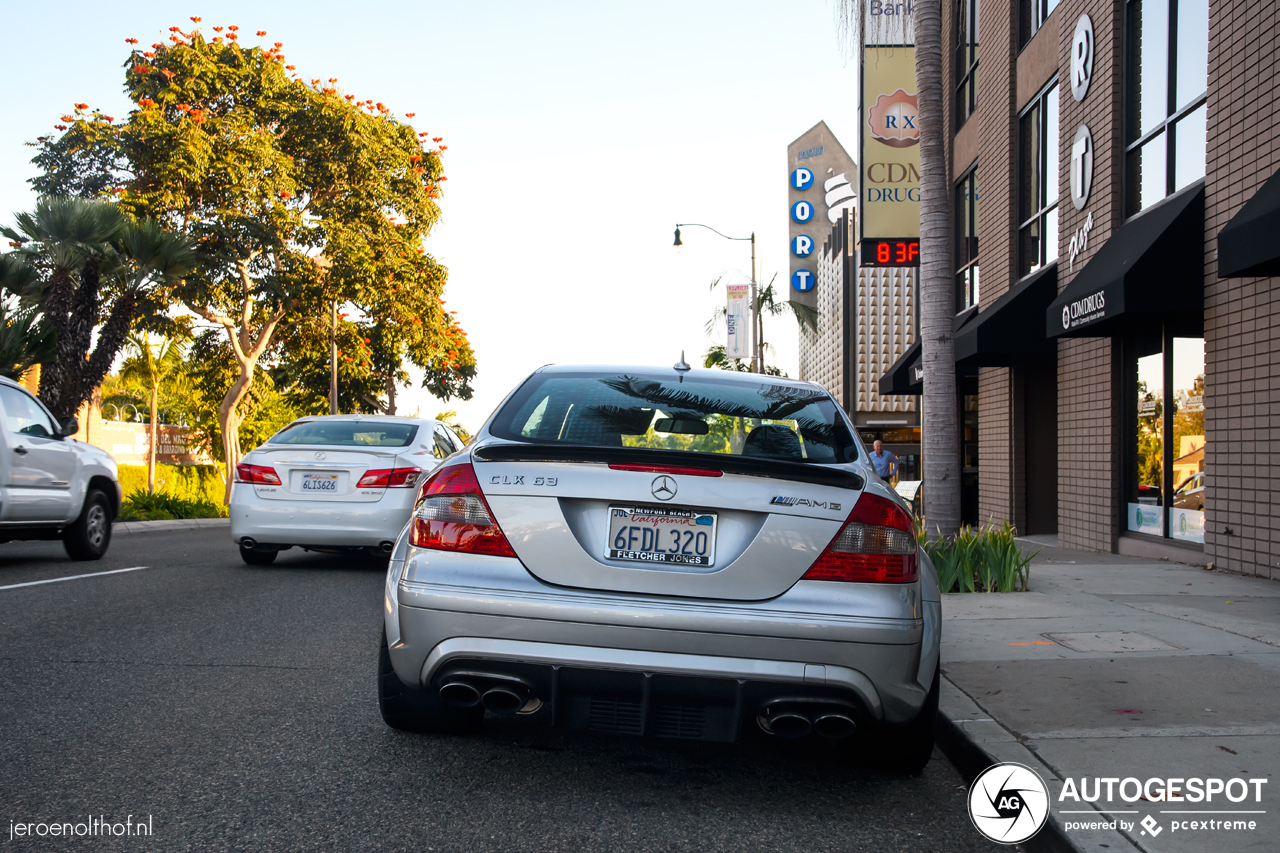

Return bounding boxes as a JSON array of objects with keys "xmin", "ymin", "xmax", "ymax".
[
  {"xmin": 791, "ymin": 235, "xmax": 814, "ymax": 257},
  {"xmin": 791, "ymin": 167, "xmax": 814, "ymax": 191}
]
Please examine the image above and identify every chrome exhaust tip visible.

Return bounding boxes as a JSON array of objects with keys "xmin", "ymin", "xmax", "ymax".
[
  {"xmin": 812, "ymin": 713, "xmax": 857, "ymax": 739},
  {"xmin": 240, "ymin": 537, "xmax": 257, "ymax": 548},
  {"xmin": 480, "ymin": 686, "xmax": 527, "ymax": 715},
  {"xmin": 761, "ymin": 711, "xmax": 812, "ymax": 739},
  {"xmin": 439, "ymin": 681, "xmax": 482, "ymax": 708}
]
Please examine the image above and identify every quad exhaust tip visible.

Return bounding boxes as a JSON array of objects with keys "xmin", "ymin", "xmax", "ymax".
[
  {"xmin": 757, "ymin": 701, "xmax": 857, "ymax": 740},
  {"xmin": 439, "ymin": 680, "xmax": 482, "ymax": 708}
]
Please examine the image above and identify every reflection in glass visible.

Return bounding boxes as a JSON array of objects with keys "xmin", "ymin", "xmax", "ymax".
[
  {"xmin": 1128, "ymin": 136, "xmax": 1167, "ymax": 213},
  {"xmin": 1045, "ymin": 208, "xmax": 1059, "ymax": 262},
  {"xmin": 1174, "ymin": 105, "xmax": 1207, "ymax": 191},
  {"xmin": 1175, "ymin": 0, "xmax": 1208, "ymax": 109},
  {"xmin": 1129, "ymin": 350, "xmax": 1164, "ymax": 534},
  {"xmin": 1046, "ymin": 85, "xmax": 1060, "ymax": 203},
  {"xmin": 1133, "ymin": 0, "xmax": 1170, "ymax": 139},
  {"xmin": 1170, "ymin": 338, "xmax": 1205, "ymax": 543}
]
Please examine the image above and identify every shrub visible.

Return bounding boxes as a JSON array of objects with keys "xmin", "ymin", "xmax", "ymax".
[
  {"xmin": 921, "ymin": 521, "xmax": 1038, "ymax": 593},
  {"xmin": 117, "ymin": 464, "xmax": 224, "ymax": 505},
  {"xmin": 118, "ymin": 489, "xmax": 226, "ymax": 521}
]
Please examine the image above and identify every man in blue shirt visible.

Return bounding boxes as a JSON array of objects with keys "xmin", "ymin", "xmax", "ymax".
[{"xmin": 870, "ymin": 440, "xmax": 899, "ymax": 480}]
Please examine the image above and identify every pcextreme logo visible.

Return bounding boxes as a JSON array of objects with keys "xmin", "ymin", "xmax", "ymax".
[{"xmin": 968, "ymin": 763, "xmax": 1050, "ymax": 844}]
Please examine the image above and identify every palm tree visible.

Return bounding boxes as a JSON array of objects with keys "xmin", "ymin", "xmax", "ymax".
[
  {"xmin": 433, "ymin": 410, "xmax": 471, "ymax": 444},
  {"xmin": 838, "ymin": 1, "xmax": 960, "ymax": 537},
  {"xmin": 0, "ymin": 255, "xmax": 55, "ymax": 381},
  {"xmin": 120, "ymin": 333, "xmax": 188, "ymax": 494},
  {"xmin": 1, "ymin": 199, "xmax": 195, "ymax": 421}
]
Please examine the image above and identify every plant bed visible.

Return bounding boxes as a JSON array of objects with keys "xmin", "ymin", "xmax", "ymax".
[{"xmin": 920, "ymin": 522, "xmax": 1038, "ymax": 593}]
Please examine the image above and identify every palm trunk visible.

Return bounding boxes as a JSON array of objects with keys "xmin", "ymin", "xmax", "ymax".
[
  {"xmin": 915, "ymin": 0, "xmax": 961, "ymax": 539},
  {"xmin": 148, "ymin": 382, "xmax": 159, "ymax": 494}
]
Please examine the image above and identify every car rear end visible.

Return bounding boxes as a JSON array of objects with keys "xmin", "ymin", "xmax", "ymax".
[
  {"xmin": 383, "ymin": 367, "xmax": 940, "ymax": 753},
  {"xmin": 231, "ymin": 417, "xmax": 445, "ymax": 555}
]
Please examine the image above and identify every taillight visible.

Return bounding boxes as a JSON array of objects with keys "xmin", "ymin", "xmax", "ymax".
[
  {"xmin": 356, "ymin": 467, "xmax": 423, "ymax": 488},
  {"xmin": 235, "ymin": 463, "xmax": 282, "ymax": 486},
  {"xmin": 801, "ymin": 492, "xmax": 918, "ymax": 583},
  {"xmin": 409, "ymin": 462, "xmax": 516, "ymax": 557},
  {"xmin": 608, "ymin": 463, "xmax": 723, "ymax": 477}
]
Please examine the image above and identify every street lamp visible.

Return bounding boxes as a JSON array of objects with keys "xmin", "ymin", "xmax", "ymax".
[{"xmin": 673, "ymin": 223, "xmax": 761, "ymax": 373}]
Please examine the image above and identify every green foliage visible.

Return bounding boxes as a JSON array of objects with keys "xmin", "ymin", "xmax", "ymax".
[
  {"xmin": 921, "ymin": 521, "xmax": 1038, "ymax": 593},
  {"xmin": 118, "ymin": 488, "xmax": 226, "ymax": 521},
  {"xmin": 116, "ymin": 464, "xmax": 226, "ymax": 508}
]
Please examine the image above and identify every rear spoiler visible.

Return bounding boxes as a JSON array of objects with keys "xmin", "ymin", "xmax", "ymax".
[{"xmin": 471, "ymin": 443, "xmax": 865, "ymax": 491}]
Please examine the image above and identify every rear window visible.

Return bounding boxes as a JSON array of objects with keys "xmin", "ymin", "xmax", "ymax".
[
  {"xmin": 491, "ymin": 373, "xmax": 858, "ymax": 464},
  {"xmin": 267, "ymin": 420, "xmax": 418, "ymax": 447}
]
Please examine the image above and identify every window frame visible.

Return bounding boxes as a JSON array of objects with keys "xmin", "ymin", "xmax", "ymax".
[
  {"xmin": 1017, "ymin": 80, "xmax": 1061, "ymax": 277},
  {"xmin": 1123, "ymin": 0, "xmax": 1209, "ymax": 216},
  {"xmin": 954, "ymin": 0, "xmax": 979, "ymax": 129},
  {"xmin": 954, "ymin": 164, "xmax": 980, "ymax": 313}
]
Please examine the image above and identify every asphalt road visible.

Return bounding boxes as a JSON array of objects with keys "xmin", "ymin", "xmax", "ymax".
[{"xmin": 0, "ymin": 528, "xmax": 999, "ymax": 852}]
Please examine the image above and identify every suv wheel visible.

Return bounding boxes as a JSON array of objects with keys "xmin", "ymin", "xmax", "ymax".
[{"xmin": 63, "ymin": 489, "xmax": 112, "ymax": 561}]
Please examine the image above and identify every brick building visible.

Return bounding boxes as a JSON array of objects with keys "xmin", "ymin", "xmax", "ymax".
[{"xmin": 896, "ymin": 0, "xmax": 1279, "ymax": 576}]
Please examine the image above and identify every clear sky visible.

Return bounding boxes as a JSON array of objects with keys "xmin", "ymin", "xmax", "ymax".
[{"xmin": 0, "ymin": 1, "xmax": 862, "ymax": 434}]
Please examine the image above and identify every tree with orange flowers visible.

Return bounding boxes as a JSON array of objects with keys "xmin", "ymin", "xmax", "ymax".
[{"xmin": 31, "ymin": 23, "xmax": 474, "ymax": 501}]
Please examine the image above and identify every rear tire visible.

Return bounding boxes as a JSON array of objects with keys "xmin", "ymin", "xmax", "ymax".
[
  {"xmin": 239, "ymin": 544, "xmax": 278, "ymax": 565},
  {"xmin": 875, "ymin": 666, "xmax": 939, "ymax": 774},
  {"xmin": 378, "ymin": 626, "xmax": 483, "ymax": 733},
  {"xmin": 63, "ymin": 489, "xmax": 112, "ymax": 561}
]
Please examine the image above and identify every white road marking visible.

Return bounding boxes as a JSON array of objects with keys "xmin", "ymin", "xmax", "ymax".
[{"xmin": 0, "ymin": 566, "xmax": 151, "ymax": 591}]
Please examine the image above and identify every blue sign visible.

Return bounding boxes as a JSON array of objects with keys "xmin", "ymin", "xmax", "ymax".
[
  {"xmin": 791, "ymin": 235, "xmax": 814, "ymax": 257},
  {"xmin": 791, "ymin": 269, "xmax": 815, "ymax": 293},
  {"xmin": 790, "ymin": 168, "xmax": 813, "ymax": 191},
  {"xmin": 791, "ymin": 200, "xmax": 814, "ymax": 224}
]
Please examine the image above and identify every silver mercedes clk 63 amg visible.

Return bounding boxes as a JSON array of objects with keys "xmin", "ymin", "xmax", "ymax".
[{"xmin": 378, "ymin": 363, "xmax": 941, "ymax": 771}]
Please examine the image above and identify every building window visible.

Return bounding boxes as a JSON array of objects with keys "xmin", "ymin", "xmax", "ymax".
[
  {"xmin": 1018, "ymin": 82, "xmax": 1059, "ymax": 277},
  {"xmin": 954, "ymin": 166, "xmax": 979, "ymax": 312},
  {"xmin": 954, "ymin": 0, "xmax": 979, "ymax": 128},
  {"xmin": 1020, "ymin": 0, "xmax": 1060, "ymax": 48},
  {"xmin": 1126, "ymin": 335, "xmax": 1205, "ymax": 543},
  {"xmin": 1124, "ymin": 0, "xmax": 1208, "ymax": 215}
]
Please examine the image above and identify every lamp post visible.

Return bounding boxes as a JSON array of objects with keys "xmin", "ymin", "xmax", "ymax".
[{"xmin": 673, "ymin": 223, "xmax": 761, "ymax": 373}]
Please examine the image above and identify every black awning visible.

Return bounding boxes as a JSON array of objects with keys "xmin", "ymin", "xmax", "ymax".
[
  {"xmin": 1219, "ymin": 166, "xmax": 1280, "ymax": 277},
  {"xmin": 955, "ymin": 263, "xmax": 1057, "ymax": 365},
  {"xmin": 1048, "ymin": 180, "xmax": 1204, "ymax": 338},
  {"xmin": 878, "ymin": 307, "xmax": 978, "ymax": 395}
]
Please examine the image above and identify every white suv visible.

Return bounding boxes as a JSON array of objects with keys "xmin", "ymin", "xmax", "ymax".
[{"xmin": 0, "ymin": 377, "xmax": 122, "ymax": 559}]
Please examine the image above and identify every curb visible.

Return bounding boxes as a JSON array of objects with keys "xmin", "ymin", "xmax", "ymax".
[
  {"xmin": 935, "ymin": 674, "xmax": 1141, "ymax": 853},
  {"xmin": 112, "ymin": 518, "xmax": 230, "ymax": 535}
]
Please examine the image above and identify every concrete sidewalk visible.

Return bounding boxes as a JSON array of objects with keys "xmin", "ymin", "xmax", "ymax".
[
  {"xmin": 113, "ymin": 517, "xmax": 230, "ymax": 535},
  {"xmin": 938, "ymin": 538, "xmax": 1278, "ymax": 853}
]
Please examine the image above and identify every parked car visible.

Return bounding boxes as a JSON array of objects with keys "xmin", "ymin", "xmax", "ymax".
[
  {"xmin": 230, "ymin": 415, "xmax": 465, "ymax": 565},
  {"xmin": 378, "ymin": 365, "xmax": 942, "ymax": 771},
  {"xmin": 1173, "ymin": 472, "xmax": 1204, "ymax": 511},
  {"xmin": 1137, "ymin": 484, "xmax": 1161, "ymax": 506},
  {"xmin": 0, "ymin": 377, "xmax": 121, "ymax": 560}
]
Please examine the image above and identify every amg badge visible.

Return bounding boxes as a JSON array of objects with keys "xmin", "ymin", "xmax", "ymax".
[{"xmin": 771, "ymin": 496, "xmax": 840, "ymax": 511}]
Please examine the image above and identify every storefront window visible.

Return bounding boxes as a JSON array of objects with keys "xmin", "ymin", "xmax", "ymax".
[
  {"xmin": 955, "ymin": 166, "xmax": 980, "ymax": 312},
  {"xmin": 1020, "ymin": 0, "xmax": 1060, "ymax": 48},
  {"xmin": 1018, "ymin": 82, "xmax": 1059, "ymax": 277},
  {"xmin": 1127, "ymin": 336, "xmax": 1205, "ymax": 543},
  {"xmin": 955, "ymin": 0, "xmax": 979, "ymax": 129},
  {"xmin": 1125, "ymin": 0, "xmax": 1208, "ymax": 214}
]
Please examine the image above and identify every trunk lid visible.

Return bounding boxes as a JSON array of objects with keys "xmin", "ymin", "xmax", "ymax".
[{"xmin": 473, "ymin": 444, "xmax": 864, "ymax": 601}]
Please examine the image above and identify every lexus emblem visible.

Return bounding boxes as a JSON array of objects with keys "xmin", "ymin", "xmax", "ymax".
[
  {"xmin": 314, "ymin": 451, "xmax": 327, "ymax": 461},
  {"xmin": 650, "ymin": 475, "xmax": 677, "ymax": 501}
]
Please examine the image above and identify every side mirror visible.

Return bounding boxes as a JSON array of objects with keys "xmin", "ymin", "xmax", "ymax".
[{"xmin": 59, "ymin": 416, "xmax": 79, "ymax": 438}]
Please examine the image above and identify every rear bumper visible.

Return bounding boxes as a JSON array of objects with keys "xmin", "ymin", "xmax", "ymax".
[
  {"xmin": 230, "ymin": 484, "xmax": 413, "ymax": 547},
  {"xmin": 387, "ymin": 552, "xmax": 937, "ymax": 730}
]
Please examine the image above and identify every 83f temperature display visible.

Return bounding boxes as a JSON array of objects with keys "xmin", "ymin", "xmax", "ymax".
[{"xmin": 861, "ymin": 239, "xmax": 920, "ymax": 267}]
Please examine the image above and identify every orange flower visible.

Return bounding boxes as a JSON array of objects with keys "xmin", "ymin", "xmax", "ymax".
[
  {"xmin": 405, "ymin": 112, "xmax": 415, "ymax": 118},
  {"xmin": 75, "ymin": 103, "xmax": 88, "ymax": 109},
  {"xmin": 311, "ymin": 78, "xmax": 320, "ymax": 85},
  {"xmin": 409, "ymin": 155, "xmax": 421, "ymax": 162},
  {"xmin": 125, "ymin": 38, "xmax": 138, "ymax": 44},
  {"xmin": 102, "ymin": 116, "xmax": 114, "ymax": 122},
  {"xmin": 55, "ymin": 124, "xmax": 67, "ymax": 131},
  {"xmin": 212, "ymin": 26, "xmax": 223, "ymax": 32},
  {"xmin": 273, "ymin": 41, "xmax": 282, "ymax": 48},
  {"xmin": 227, "ymin": 25, "xmax": 239, "ymax": 31},
  {"xmin": 138, "ymin": 98, "xmax": 156, "ymax": 107},
  {"xmin": 169, "ymin": 26, "xmax": 181, "ymax": 32},
  {"xmin": 328, "ymin": 77, "xmax": 337, "ymax": 83},
  {"xmin": 143, "ymin": 51, "xmax": 155, "ymax": 57},
  {"xmin": 162, "ymin": 69, "xmax": 176, "ymax": 78},
  {"xmin": 438, "ymin": 176, "xmax": 447, "ymax": 181},
  {"xmin": 285, "ymin": 65, "xmax": 295, "ymax": 70},
  {"xmin": 257, "ymin": 30, "xmax": 268, "ymax": 36},
  {"xmin": 432, "ymin": 136, "xmax": 442, "ymax": 142},
  {"xmin": 176, "ymin": 103, "xmax": 190, "ymax": 111},
  {"xmin": 190, "ymin": 16, "xmax": 202, "ymax": 23},
  {"xmin": 227, "ymin": 32, "xmax": 237, "ymax": 40},
  {"xmin": 60, "ymin": 114, "xmax": 73, "ymax": 121},
  {"xmin": 439, "ymin": 145, "xmax": 447, "ymax": 151},
  {"xmin": 279, "ymin": 190, "xmax": 293, "ymax": 199}
]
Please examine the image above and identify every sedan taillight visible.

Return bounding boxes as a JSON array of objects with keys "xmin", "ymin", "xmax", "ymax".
[
  {"xmin": 235, "ymin": 463, "xmax": 282, "ymax": 486},
  {"xmin": 409, "ymin": 462, "xmax": 516, "ymax": 557},
  {"xmin": 356, "ymin": 467, "xmax": 423, "ymax": 488},
  {"xmin": 801, "ymin": 492, "xmax": 918, "ymax": 583}
]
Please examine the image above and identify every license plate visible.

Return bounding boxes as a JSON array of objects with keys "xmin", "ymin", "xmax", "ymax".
[
  {"xmin": 300, "ymin": 473, "xmax": 339, "ymax": 492},
  {"xmin": 606, "ymin": 505, "xmax": 717, "ymax": 567}
]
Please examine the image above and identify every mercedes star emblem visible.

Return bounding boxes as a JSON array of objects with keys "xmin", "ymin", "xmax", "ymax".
[
  {"xmin": 314, "ymin": 451, "xmax": 327, "ymax": 461},
  {"xmin": 650, "ymin": 475, "xmax": 678, "ymax": 501}
]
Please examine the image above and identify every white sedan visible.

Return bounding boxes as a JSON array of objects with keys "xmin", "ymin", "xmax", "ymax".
[{"xmin": 230, "ymin": 415, "xmax": 465, "ymax": 565}]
